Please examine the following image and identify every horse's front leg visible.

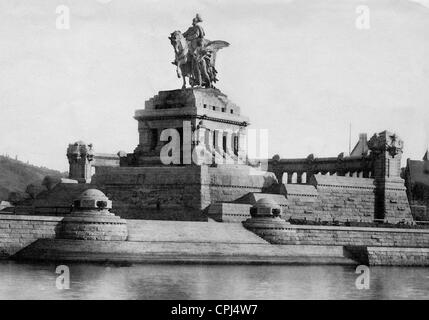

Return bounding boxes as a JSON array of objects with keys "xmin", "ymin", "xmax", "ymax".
[
  {"xmin": 196, "ymin": 64, "xmax": 202, "ymax": 87},
  {"xmin": 176, "ymin": 61, "xmax": 182, "ymax": 78},
  {"xmin": 182, "ymin": 75, "xmax": 186, "ymax": 89}
]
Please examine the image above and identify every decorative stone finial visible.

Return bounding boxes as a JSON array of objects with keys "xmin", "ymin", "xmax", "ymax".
[
  {"xmin": 306, "ymin": 154, "xmax": 315, "ymax": 162},
  {"xmin": 368, "ymin": 131, "xmax": 404, "ymax": 157},
  {"xmin": 272, "ymin": 154, "xmax": 281, "ymax": 161},
  {"xmin": 67, "ymin": 141, "xmax": 94, "ymax": 159}
]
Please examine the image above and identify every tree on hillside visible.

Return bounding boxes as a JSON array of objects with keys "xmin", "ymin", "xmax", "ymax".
[
  {"xmin": 25, "ymin": 184, "xmax": 45, "ymax": 199},
  {"xmin": 7, "ymin": 191, "xmax": 30, "ymax": 205},
  {"xmin": 42, "ymin": 175, "xmax": 61, "ymax": 191}
]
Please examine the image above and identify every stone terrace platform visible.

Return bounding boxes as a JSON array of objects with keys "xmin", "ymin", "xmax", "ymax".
[
  {"xmin": 2, "ymin": 214, "xmax": 428, "ymax": 266},
  {"xmin": 4, "ymin": 215, "xmax": 354, "ymax": 265}
]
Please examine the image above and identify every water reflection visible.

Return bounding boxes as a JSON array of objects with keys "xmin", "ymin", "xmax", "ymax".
[{"xmin": 0, "ymin": 261, "xmax": 427, "ymax": 300}]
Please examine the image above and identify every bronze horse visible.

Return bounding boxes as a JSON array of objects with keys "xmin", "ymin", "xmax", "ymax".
[{"xmin": 169, "ymin": 31, "xmax": 229, "ymax": 89}]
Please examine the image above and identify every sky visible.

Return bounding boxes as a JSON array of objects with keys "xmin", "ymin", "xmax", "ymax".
[{"xmin": 0, "ymin": 0, "xmax": 428, "ymax": 171}]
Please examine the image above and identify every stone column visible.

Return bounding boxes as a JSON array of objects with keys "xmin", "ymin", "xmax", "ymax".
[
  {"xmin": 368, "ymin": 131, "xmax": 413, "ymax": 223},
  {"xmin": 237, "ymin": 127, "xmax": 247, "ymax": 165}
]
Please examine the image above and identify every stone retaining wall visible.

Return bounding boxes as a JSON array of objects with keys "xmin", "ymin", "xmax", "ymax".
[
  {"xmin": 0, "ymin": 215, "xmax": 62, "ymax": 257},
  {"xmin": 367, "ymin": 247, "xmax": 429, "ymax": 266},
  {"xmin": 1, "ymin": 214, "xmax": 428, "ymax": 266},
  {"xmin": 91, "ymin": 165, "xmax": 276, "ymax": 220},
  {"xmin": 281, "ymin": 176, "xmax": 377, "ymax": 222},
  {"xmin": 94, "ymin": 166, "xmax": 204, "ymax": 220},
  {"xmin": 244, "ymin": 223, "xmax": 429, "ymax": 265},
  {"xmin": 246, "ymin": 224, "xmax": 429, "ymax": 248}
]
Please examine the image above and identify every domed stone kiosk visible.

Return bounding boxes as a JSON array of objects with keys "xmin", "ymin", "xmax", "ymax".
[
  {"xmin": 59, "ymin": 189, "xmax": 128, "ymax": 241},
  {"xmin": 243, "ymin": 197, "xmax": 292, "ymax": 231}
]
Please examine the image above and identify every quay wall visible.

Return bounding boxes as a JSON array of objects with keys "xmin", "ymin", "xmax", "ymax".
[
  {"xmin": 244, "ymin": 223, "xmax": 429, "ymax": 266},
  {"xmin": 246, "ymin": 224, "xmax": 429, "ymax": 248},
  {"xmin": 0, "ymin": 214, "xmax": 428, "ymax": 265},
  {"xmin": 0, "ymin": 215, "xmax": 61, "ymax": 257},
  {"xmin": 367, "ymin": 247, "xmax": 429, "ymax": 266}
]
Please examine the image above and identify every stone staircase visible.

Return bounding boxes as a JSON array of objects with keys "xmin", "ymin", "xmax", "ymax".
[{"xmin": 126, "ymin": 219, "xmax": 268, "ymax": 244}]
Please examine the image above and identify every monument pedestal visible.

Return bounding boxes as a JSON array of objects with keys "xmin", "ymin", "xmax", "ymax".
[
  {"xmin": 124, "ymin": 88, "xmax": 249, "ymax": 167},
  {"xmin": 92, "ymin": 164, "xmax": 277, "ymax": 220},
  {"xmin": 87, "ymin": 88, "xmax": 278, "ymax": 221}
]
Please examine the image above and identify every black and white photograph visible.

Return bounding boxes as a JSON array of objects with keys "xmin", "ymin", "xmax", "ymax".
[{"xmin": 0, "ymin": 0, "xmax": 428, "ymax": 305}]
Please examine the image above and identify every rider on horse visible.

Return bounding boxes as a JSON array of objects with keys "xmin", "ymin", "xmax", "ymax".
[
  {"xmin": 183, "ymin": 14, "xmax": 205, "ymax": 54},
  {"xmin": 169, "ymin": 14, "xmax": 229, "ymax": 89},
  {"xmin": 183, "ymin": 14, "xmax": 212, "ymax": 87}
]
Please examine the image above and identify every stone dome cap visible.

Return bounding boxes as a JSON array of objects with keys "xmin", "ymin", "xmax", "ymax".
[
  {"xmin": 73, "ymin": 189, "xmax": 112, "ymax": 211},
  {"xmin": 79, "ymin": 189, "xmax": 106, "ymax": 199},
  {"xmin": 250, "ymin": 198, "xmax": 281, "ymax": 218}
]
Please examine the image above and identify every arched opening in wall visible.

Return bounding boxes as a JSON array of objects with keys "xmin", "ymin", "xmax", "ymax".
[
  {"xmin": 291, "ymin": 172, "xmax": 298, "ymax": 184},
  {"xmin": 212, "ymin": 131, "xmax": 217, "ymax": 151},
  {"xmin": 282, "ymin": 172, "xmax": 288, "ymax": 184},
  {"xmin": 301, "ymin": 172, "xmax": 307, "ymax": 184},
  {"xmin": 233, "ymin": 135, "xmax": 239, "ymax": 156},
  {"xmin": 177, "ymin": 127, "xmax": 183, "ymax": 164}
]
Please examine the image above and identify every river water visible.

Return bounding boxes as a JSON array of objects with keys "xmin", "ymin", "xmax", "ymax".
[{"xmin": 0, "ymin": 261, "xmax": 427, "ymax": 299}]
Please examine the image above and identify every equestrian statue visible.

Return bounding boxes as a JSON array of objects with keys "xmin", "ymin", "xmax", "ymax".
[{"xmin": 169, "ymin": 14, "xmax": 230, "ymax": 89}]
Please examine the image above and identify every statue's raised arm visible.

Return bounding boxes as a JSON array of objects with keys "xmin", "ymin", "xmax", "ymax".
[{"xmin": 169, "ymin": 14, "xmax": 230, "ymax": 89}]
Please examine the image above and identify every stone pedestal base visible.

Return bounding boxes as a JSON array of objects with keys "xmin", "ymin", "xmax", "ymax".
[
  {"xmin": 242, "ymin": 217, "xmax": 296, "ymax": 243},
  {"xmin": 59, "ymin": 212, "xmax": 128, "ymax": 241},
  {"xmin": 243, "ymin": 217, "xmax": 292, "ymax": 231}
]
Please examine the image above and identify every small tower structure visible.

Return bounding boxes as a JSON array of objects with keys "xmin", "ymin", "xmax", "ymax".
[
  {"xmin": 67, "ymin": 141, "xmax": 94, "ymax": 183},
  {"xmin": 368, "ymin": 131, "xmax": 412, "ymax": 222}
]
